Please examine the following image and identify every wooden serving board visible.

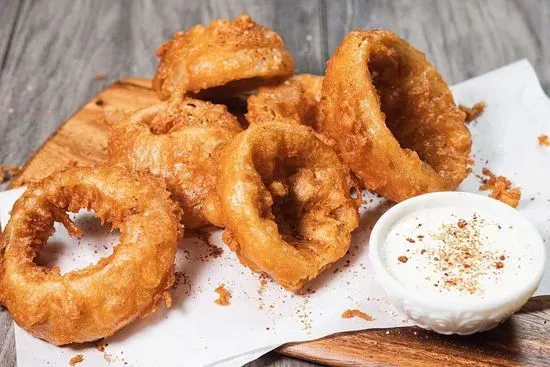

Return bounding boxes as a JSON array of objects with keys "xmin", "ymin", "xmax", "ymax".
[{"xmin": 9, "ymin": 79, "xmax": 550, "ymax": 366}]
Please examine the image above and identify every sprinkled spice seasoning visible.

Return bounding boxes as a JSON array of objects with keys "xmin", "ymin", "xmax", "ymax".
[{"xmin": 382, "ymin": 206, "xmax": 536, "ymax": 300}]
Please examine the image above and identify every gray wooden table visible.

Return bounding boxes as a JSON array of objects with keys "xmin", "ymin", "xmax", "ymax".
[{"xmin": 0, "ymin": 0, "xmax": 548, "ymax": 366}]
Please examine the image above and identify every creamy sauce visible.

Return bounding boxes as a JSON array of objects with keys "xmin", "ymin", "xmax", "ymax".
[{"xmin": 382, "ymin": 207, "xmax": 536, "ymax": 301}]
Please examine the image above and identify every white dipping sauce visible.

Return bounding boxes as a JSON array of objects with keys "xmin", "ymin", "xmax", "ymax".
[{"xmin": 382, "ymin": 207, "xmax": 536, "ymax": 301}]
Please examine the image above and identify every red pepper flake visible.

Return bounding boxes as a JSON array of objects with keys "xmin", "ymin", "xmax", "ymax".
[
  {"xmin": 398, "ymin": 256, "xmax": 409, "ymax": 263},
  {"xmin": 420, "ymin": 249, "xmax": 426, "ymax": 255},
  {"xmin": 406, "ymin": 237, "xmax": 415, "ymax": 243},
  {"xmin": 495, "ymin": 262, "xmax": 504, "ymax": 269}
]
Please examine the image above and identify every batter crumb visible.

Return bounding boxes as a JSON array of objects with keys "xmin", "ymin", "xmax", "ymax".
[
  {"xmin": 69, "ymin": 354, "xmax": 84, "ymax": 366},
  {"xmin": 0, "ymin": 164, "xmax": 22, "ymax": 182},
  {"xmin": 398, "ymin": 256, "xmax": 409, "ymax": 263},
  {"xmin": 479, "ymin": 168, "xmax": 521, "ymax": 208},
  {"xmin": 215, "ymin": 284, "xmax": 231, "ymax": 306},
  {"xmin": 341, "ymin": 309, "xmax": 374, "ymax": 321},
  {"xmin": 538, "ymin": 134, "xmax": 550, "ymax": 147},
  {"xmin": 459, "ymin": 101, "xmax": 486, "ymax": 123},
  {"xmin": 96, "ymin": 342, "xmax": 106, "ymax": 352}
]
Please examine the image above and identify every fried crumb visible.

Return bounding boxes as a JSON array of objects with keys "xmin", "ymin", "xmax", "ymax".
[
  {"xmin": 479, "ymin": 168, "xmax": 521, "ymax": 208},
  {"xmin": 459, "ymin": 101, "xmax": 486, "ymax": 123},
  {"xmin": 341, "ymin": 309, "xmax": 374, "ymax": 321},
  {"xmin": 95, "ymin": 73, "xmax": 107, "ymax": 80},
  {"xmin": 538, "ymin": 134, "xmax": 550, "ymax": 147},
  {"xmin": 214, "ymin": 284, "xmax": 231, "ymax": 306},
  {"xmin": 69, "ymin": 354, "xmax": 84, "ymax": 366},
  {"xmin": 398, "ymin": 255, "xmax": 408, "ymax": 263},
  {"xmin": 96, "ymin": 342, "xmax": 106, "ymax": 352},
  {"xmin": 0, "ymin": 164, "xmax": 22, "ymax": 182}
]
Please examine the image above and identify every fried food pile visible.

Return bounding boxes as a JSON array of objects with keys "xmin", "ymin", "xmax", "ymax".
[{"xmin": 0, "ymin": 15, "xmax": 473, "ymax": 344}]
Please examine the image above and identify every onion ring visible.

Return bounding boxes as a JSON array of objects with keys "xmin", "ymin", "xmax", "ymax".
[
  {"xmin": 153, "ymin": 14, "xmax": 295, "ymax": 100},
  {"xmin": 217, "ymin": 122, "xmax": 359, "ymax": 291},
  {"xmin": 0, "ymin": 166, "xmax": 182, "ymax": 345},
  {"xmin": 320, "ymin": 30, "xmax": 472, "ymax": 201},
  {"xmin": 247, "ymin": 74, "xmax": 323, "ymax": 129},
  {"xmin": 108, "ymin": 96, "xmax": 241, "ymax": 228}
]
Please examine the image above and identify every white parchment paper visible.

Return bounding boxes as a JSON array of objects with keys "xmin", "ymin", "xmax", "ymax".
[{"xmin": 1, "ymin": 60, "xmax": 549, "ymax": 367}]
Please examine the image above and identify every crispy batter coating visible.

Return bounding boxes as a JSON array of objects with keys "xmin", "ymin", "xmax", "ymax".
[
  {"xmin": 247, "ymin": 74, "xmax": 323, "ymax": 129},
  {"xmin": 217, "ymin": 122, "xmax": 359, "ymax": 291},
  {"xmin": 538, "ymin": 134, "xmax": 550, "ymax": 147},
  {"xmin": 320, "ymin": 30, "xmax": 472, "ymax": 202},
  {"xmin": 479, "ymin": 168, "xmax": 521, "ymax": 208},
  {"xmin": 0, "ymin": 166, "xmax": 182, "ymax": 345},
  {"xmin": 153, "ymin": 14, "xmax": 295, "ymax": 100},
  {"xmin": 459, "ymin": 101, "xmax": 487, "ymax": 123},
  {"xmin": 108, "ymin": 96, "xmax": 241, "ymax": 228}
]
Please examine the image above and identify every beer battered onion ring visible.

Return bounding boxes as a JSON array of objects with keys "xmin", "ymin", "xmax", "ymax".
[
  {"xmin": 217, "ymin": 122, "xmax": 359, "ymax": 291},
  {"xmin": 0, "ymin": 166, "xmax": 182, "ymax": 345},
  {"xmin": 320, "ymin": 30, "xmax": 472, "ymax": 202},
  {"xmin": 247, "ymin": 74, "xmax": 323, "ymax": 129},
  {"xmin": 108, "ymin": 96, "xmax": 241, "ymax": 228},
  {"xmin": 153, "ymin": 14, "xmax": 295, "ymax": 100}
]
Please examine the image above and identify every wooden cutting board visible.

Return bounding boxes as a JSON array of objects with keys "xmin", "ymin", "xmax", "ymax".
[{"xmin": 8, "ymin": 78, "xmax": 550, "ymax": 366}]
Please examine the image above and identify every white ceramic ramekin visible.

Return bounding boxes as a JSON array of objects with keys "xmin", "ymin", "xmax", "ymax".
[{"xmin": 369, "ymin": 192, "xmax": 546, "ymax": 335}]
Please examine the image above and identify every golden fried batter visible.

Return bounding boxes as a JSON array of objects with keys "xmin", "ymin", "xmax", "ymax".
[
  {"xmin": 0, "ymin": 166, "xmax": 182, "ymax": 345},
  {"xmin": 108, "ymin": 96, "xmax": 241, "ymax": 228},
  {"xmin": 479, "ymin": 168, "xmax": 521, "ymax": 208},
  {"xmin": 459, "ymin": 101, "xmax": 487, "ymax": 123},
  {"xmin": 153, "ymin": 14, "xmax": 295, "ymax": 100},
  {"xmin": 247, "ymin": 74, "xmax": 323, "ymax": 129},
  {"xmin": 320, "ymin": 30, "xmax": 472, "ymax": 202},
  {"xmin": 217, "ymin": 122, "xmax": 359, "ymax": 291},
  {"xmin": 538, "ymin": 134, "xmax": 550, "ymax": 147}
]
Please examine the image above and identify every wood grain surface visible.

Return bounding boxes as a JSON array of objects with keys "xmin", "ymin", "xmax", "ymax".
[{"xmin": 1, "ymin": 1, "xmax": 549, "ymax": 366}]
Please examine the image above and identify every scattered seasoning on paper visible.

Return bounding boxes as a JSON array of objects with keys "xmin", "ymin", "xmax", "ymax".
[
  {"xmin": 69, "ymin": 354, "xmax": 84, "ymax": 366},
  {"xmin": 296, "ymin": 297, "xmax": 312, "ymax": 332},
  {"xmin": 257, "ymin": 274, "xmax": 268, "ymax": 310},
  {"xmin": 194, "ymin": 229, "xmax": 223, "ymax": 261},
  {"xmin": 479, "ymin": 167, "xmax": 521, "ymax": 208},
  {"xmin": 538, "ymin": 134, "xmax": 550, "ymax": 147},
  {"xmin": 214, "ymin": 284, "xmax": 231, "ymax": 306},
  {"xmin": 341, "ymin": 309, "xmax": 374, "ymax": 321},
  {"xmin": 459, "ymin": 101, "xmax": 487, "ymax": 123}
]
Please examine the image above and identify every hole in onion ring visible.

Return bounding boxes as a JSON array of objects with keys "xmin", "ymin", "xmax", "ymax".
[
  {"xmin": 35, "ymin": 210, "xmax": 118, "ymax": 275},
  {"xmin": 368, "ymin": 49, "xmax": 433, "ymax": 162}
]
